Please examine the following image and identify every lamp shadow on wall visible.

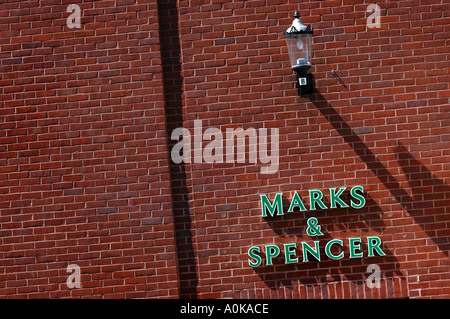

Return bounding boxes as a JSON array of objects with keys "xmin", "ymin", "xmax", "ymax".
[
  {"xmin": 254, "ymin": 89, "xmax": 449, "ymax": 292},
  {"xmin": 309, "ymin": 89, "xmax": 449, "ymax": 257},
  {"xmin": 393, "ymin": 142, "xmax": 449, "ymax": 255}
]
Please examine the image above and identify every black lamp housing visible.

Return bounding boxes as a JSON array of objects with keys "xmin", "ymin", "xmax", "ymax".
[{"xmin": 283, "ymin": 10, "xmax": 315, "ymax": 96}]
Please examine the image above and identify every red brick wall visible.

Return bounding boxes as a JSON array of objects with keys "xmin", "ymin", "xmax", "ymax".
[
  {"xmin": 0, "ymin": 0, "xmax": 449, "ymax": 299},
  {"xmin": 0, "ymin": 0, "xmax": 179, "ymax": 298},
  {"xmin": 176, "ymin": 0, "xmax": 449, "ymax": 299}
]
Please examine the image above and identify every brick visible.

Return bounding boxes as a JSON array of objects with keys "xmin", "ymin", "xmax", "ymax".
[{"xmin": 0, "ymin": 0, "xmax": 448, "ymax": 300}]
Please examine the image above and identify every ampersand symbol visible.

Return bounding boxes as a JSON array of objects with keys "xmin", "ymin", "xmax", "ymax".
[{"xmin": 306, "ymin": 217, "xmax": 323, "ymax": 236}]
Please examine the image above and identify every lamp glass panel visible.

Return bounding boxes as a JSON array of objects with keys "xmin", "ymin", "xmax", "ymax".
[{"xmin": 285, "ymin": 33, "xmax": 312, "ymax": 70}]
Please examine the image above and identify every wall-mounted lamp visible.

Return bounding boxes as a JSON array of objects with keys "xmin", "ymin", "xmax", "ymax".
[{"xmin": 284, "ymin": 10, "xmax": 314, "ymax": 96}]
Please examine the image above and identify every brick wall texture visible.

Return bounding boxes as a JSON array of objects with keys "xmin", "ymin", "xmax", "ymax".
[{"xmin": 0, "ymin": 0, "xmax": 449, "ymax": 299}]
